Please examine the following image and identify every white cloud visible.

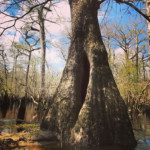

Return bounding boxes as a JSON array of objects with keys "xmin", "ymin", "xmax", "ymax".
[
  {"xmin": 98, "ymin": 10, "xmax": 105, "ymax": 21},
  {"xmin": 114, "ymin": 48, "xmax": 125, "ymax": 65},
  {"xmin": 0, "ymin": 0, "xmax": 70, "ymax": 72},
  {"xmin": 45, "ymin": 0, "xmax": 71, "ymax": 37},
  {"xmin": 0, "ymin": 14, "xmax": 13, "ymax": 33},
  {"xmin": 0, "ymin": 30, "xmax": 21, "ymax": 53},
  {"xmin": 0, "ymin": 0, "xmax": 71, "ymax": 44},
  {"xmin": 48, "ymin": 0, "xmax": 71, "ymax": 21},
  {"xmin": 15, "ymin": 19, "xmax": 24, "ymax": 30},
  {"xmin": 0, "ymin": 1, "xmax": 9, "ymax": 11},
  {"xmin": 115, "ymin": 47, "xmax": 124, "ymax": 56},
  {"xmin": 51, "ymin": 38, "xmax": 60, "ymax": 45},
  {"xmin": 46, "ymin": 49, "xmax": 63, "ymax": 64},
  {"xmin": 32, "ymin": 46, "xmax": 65, "ymax": 71}
]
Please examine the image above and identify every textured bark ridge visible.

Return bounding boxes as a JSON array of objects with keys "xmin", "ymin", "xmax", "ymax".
[{"xmin": 41, "ymin": 0, "xmax": 136, "ymax": 147}]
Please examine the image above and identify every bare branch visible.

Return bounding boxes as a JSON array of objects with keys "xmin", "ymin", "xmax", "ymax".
[
  {"xmin": 98, "ymin": 0, "xmax": 106, "ymax": 5},
  {"xmin": 31, "ymin": 96, "xmax": 38, "ymax": 105},
  {"xmin": 31, "ymin": 27, "xmax": 40, "ymax": 32},
  {"xmin": 139, "ymin": 80, "xmax": 150, "ymax": 101},
  {"xmin": 116, "ymin": 0, "xmax": 150, "ymax": 22},
  {"xmin": 0, "ymin": 0, "xmax": 52, "ymax": 35}
]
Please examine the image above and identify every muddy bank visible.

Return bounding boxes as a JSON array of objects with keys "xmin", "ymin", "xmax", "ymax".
[
  {"xmin": 0, "ymin": 121, "xmax": 57, "ymax": 149},
  {"xmin": 1, "ymin": 114, "xmax": 150, "ymax": 150}
]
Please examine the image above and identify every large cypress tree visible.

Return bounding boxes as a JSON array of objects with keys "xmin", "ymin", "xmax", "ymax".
[{"xmin": 41, "ymin": 0, "xmax": 136, "ymax": 147}]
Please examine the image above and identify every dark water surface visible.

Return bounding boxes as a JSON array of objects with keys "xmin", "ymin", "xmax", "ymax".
[
  {"xmin": 1, "ymin": 107, "xmax": 150, "ymax": 150},
  {"xmin": 10, "ymin": 142, "xmax": 150, "ymax": 150}
]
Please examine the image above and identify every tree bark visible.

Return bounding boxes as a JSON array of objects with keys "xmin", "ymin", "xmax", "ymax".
[
  {"xmin": 17, "ymin": 51, "xmax": 32, "ymax": 124},
  {"xmin": 145, "ymin": 0, "xmax": 150, "ymax": 59},
  {"xmin": 17, "ymin": 97, "xmax": 26, "ymax": 124},
  {"xmin": 136, "ymin": 36, "xmax": 139, "ymax": 81},
  {"xmin": 14, "ymin": 55, "xmax": 18, "ymax": 95},
  {"xmin": 142, "ymin": 54, "xmax": 146, "ymax": 81},
  {"xmin": 41, "ymin": 0, "xmax": 136, "ymax": 147},
  {"xmin": 38, "ymin": 6, "xmax": 46, "ymax": 98},
  {"xmin": 25, "ymin": 51, "xmax": 31, "ymax": 98},
  {"xmin": 1, "ymin": 51, "xmax": 8, "ymax": 88}
]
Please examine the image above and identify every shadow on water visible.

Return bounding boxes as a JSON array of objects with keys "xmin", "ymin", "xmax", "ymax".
[
  {"xmin": 9, "ymin": 143, "xmax": 150, "ymax": 150},
  {"xmin": 0, "ymin": 101, "xmax": 37, "ymax": 123},
  {"xmin": 0, "ymin": 118, "xmax": 150, "ymax": 150},
  {"xmin": 0, "ymin": 93, "xmax": 10, "ymax": 118}
]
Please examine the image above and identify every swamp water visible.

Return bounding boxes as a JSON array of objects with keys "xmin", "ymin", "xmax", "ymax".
[{"xmin": 1, "ymin": 106, "xmax": 150, "ymax": 150}]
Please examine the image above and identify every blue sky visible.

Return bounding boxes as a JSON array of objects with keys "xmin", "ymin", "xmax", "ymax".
[
  {"xmin": 0, "ymin": 0, "xmax": 148, "ymax": 72},
  {"xmin": 5, "ymin": 0, "xmax": 21, "ymax": 16},
  {"xmin": 99, "ymin": 0, "xmax": 146, "ymax": 25},
  {"xmin": 99, "ymin": 0, "xmax": 148, "ymax": 56}
]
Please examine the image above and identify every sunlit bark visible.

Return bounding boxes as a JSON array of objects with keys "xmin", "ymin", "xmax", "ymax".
[{"xmin": 41, "ymin": 0, "xmax": 136, "ymax": 147}]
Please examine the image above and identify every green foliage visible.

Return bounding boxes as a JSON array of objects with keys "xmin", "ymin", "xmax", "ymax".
[
  {"xmin": 0, "ymin": 40, "xmax": 61, "ymax": 98},
  {"xmin": 115, "ymin": 60, "xmax": 138, "ymax": 98},
  {"xmin": 103, "ymin": 19, "xmax": 149, "ymax": 109}
]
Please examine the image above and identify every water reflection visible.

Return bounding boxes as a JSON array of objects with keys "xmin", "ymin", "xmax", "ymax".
[
  {"xmin": 132, "ymin": 113, "xmax": 150, "ymax": 141},
  {"xmin": 10, "ymin": 143, "xmax": 150, "ymax": 150},
  {"xmin": 1, "ymin": 108, "xmax": 150, "ymax": 150},
  {"xmin": 0, "ymin": 119, "xmax": 17, "ymax": 135},
  {"xmin": 0, "ymin": 103, "xmax": 36, "ymax": 123}
]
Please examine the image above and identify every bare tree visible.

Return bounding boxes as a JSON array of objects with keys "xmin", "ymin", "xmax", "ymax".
[
  {"xmin": 0, "ymin": 48, "xmax": 8, "ymax": 89},
  {"xmin": 129, "ymin": 20, "xmax": 148, "ymax": 81},
  {"xmin": 14, "ymin": 26, "xmax": 40, "ymax": 122}
]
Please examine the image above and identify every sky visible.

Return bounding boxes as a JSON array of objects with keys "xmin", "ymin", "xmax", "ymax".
[
  {"xmin": 100, "ymin": 0, "xmax": 148, "ymax": 56},
  {"xmin": 0, "ymin": 0, "xmax": 148, "ymax": 73},
  {"xmin": 0, "ymin": 0, "xmax": 71, "ymax": 72}
]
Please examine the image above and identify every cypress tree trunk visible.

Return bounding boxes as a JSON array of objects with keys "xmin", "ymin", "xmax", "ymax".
[
  {"xmin": 136, "ymin": 36, "xmax": 139, "ymax": 81},
  {"xmin": 142, "ymin": 54, "xmax": 146, "ymax": 81},
  {"xmin": 17, "ymin": 97, "xmax": 26, "ymax": 124},
  {"xmin": 17, "ymin": 52, "xmax": 32, "ymax": 123},
  {"xmin": 145, "ymin": 0, "xmax": 150, "ymax": 59},
  {"xmin": 25, "ymin": 51, "xmax": 31, "ymax": 98},
  {"xmin": 41, "ymin": 0, "xmax": 136, "ymax": 147},
  {"xmin": 1, "ymin": 50, "xmax": 8, "ymax": 88},
  {"xmin": 39, "ymin": 6, "xmax": 46, "ymax": 98}
]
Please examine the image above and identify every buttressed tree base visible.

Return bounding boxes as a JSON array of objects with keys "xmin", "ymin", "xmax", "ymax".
[{"xmin": 41, "ymin": 0, "xmax": 136, "ymax": 147}]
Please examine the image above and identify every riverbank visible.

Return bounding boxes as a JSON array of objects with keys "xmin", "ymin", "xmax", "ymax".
[
  {"xmin": 1, "ymin": 117, "xmax": 150, "ymax": 150},
  {"xmin": 0, "ymin": 122, "xmax": 56, "ymax": 149}
]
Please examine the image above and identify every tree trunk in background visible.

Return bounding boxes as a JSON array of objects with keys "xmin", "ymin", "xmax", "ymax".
[
  {"xmin": 32, "ymin": 63, "xmax": 37, "ymax": 97},
  {"xmin": 17, "ymin": 51, "xmax": 32, "ymax": 124},
  {"xmin": 25, "ymin": 52, "xmax": 31, "ymax": 98},
  {"xmin": 17, "ymin": 97, "xmax": 26, "ymax": 124},
  {"xmin": 125, "ymin": 44, "xmax": 129, "ymax": 65},
  {"xmin": 39, "ymin": 6, "xmax": 46, "ymax": 99},
  {"xmin": 14, "ymin": 55, "xmax": 18, "ymax": 95},
  {"xmin": 145, "ymin": 0, "xmax": 150, "ymax": 59},
  {"xmin": 107, "ymin": 37, "xmax": 111, "ymax": 62},
  {"xmin": 0, "ymin": 92, "xmax": 10, "ymax": 118},
  {"xmin": 41, "ymin": 0, "xmax": 136, "ymax": 147},
  {"xmin": 1, "ymin": 51, "xmax": 8, "ymax": 88},
  {"xmin": 145, "ymin": 0, "xmax": 150, "ymax": 80},
  {"xmin": 142, "ymin": 54, "xmax": 146, "ymax": 81},
  {"xmin": 11, "ymin": 55, "xmax": 18, "ymax": 95},
  {"xmin": 136, "ymin": 36, "xmax": 139, "ymax": 81}
]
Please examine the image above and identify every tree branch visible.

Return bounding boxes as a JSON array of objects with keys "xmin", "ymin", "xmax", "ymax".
[
  {"xmin": 139, "ymin": 80, "xmax": 150, "ymax": 101},
  {"xmin": 31, "ymin": 96, "xmax": 38, "ymax": 105},
  {"xmin": 0, "ymin": 0, "xmax": 52, "ymax": 35},
  {"xmin": 116, "ymin": 0, "xmax": 150, "ymax": 22},
  {"xmin": 98, "ymin": 0, "xmax": 106, "ymax": 5}
]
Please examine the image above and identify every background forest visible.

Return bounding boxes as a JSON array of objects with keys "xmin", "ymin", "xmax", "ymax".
[{"xmin": 0, "ymin": 0, "xmax": 150, "ymax": 121}]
